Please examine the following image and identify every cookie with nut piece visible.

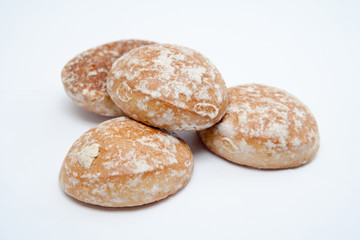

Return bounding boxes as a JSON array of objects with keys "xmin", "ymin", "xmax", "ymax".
[{"xmin": 59, "ymin": 117, "xmax": 193, "ymax": 207}]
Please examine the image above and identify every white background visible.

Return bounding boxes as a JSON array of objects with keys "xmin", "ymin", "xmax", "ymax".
[{"xmin": 1, "ymin": 0, "xmax": 359, "ymax": 239}]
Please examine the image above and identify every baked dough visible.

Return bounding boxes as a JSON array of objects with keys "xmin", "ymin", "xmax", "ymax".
[
  {"xmin": 59, "ymin": 117, "xmax": 193, "ymax": 207},
  {"xmin": 107, "ymin": 43, "xmax": 228, "ymax": 131},
  {"xmin": 61, "ymin": 39, "xmax": 155, "ymax": 116},
  {"xmin": 198, "ymin": 84, "xmax": 320, "ymax": 169}
]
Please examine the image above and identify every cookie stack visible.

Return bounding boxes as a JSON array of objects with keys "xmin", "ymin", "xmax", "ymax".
[{"xmin": 59, "ymin": 39, "xmax": 320, "ymax": 207}]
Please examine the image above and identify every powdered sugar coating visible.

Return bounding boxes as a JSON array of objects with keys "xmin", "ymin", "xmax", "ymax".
[
  {"xmin": 59, "ymin": 117, "xmax": 193, "ymax": 207},
  {"xmin": 61, "ymin": 40, "xmax": 155, "ymax": 116},
  {"xmin": 198, "ymin": 84, "xmax": 320, "ymax": 169},
  {"xmin": 107, "ymin": 44, "xmax": 228, "ymax": 131}
]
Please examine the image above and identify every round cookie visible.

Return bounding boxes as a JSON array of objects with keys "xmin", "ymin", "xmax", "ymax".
[
  {"xmin": 107, "ymin": 44, "xmax": 228, "ymax": 131},
  {"xmin": 59, "ymin": 117, "xmax": 193, "ymax": 207},
  {"xmin": 198, "ymin": 84, "xmax": 320, "ymax": 169},
  {"xmin": 61, "ymin": 39, "xmax": 155, "ymax": 116}
]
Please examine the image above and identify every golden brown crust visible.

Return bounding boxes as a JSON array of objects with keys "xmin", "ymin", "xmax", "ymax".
[
  {"xmin": 107, "ymin": 44, "xmax": 228, "ymax": 130},
  {"xmin": 61, "ymin": 39, "xmax": 156, "ymax": 116},
  {"xmin": 59, "ymin": 117, "xmax": 193, "ymax": 207},
  {"xmin": 198, "ymin": 84, "xmax": 320, "ymax": 169}
]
